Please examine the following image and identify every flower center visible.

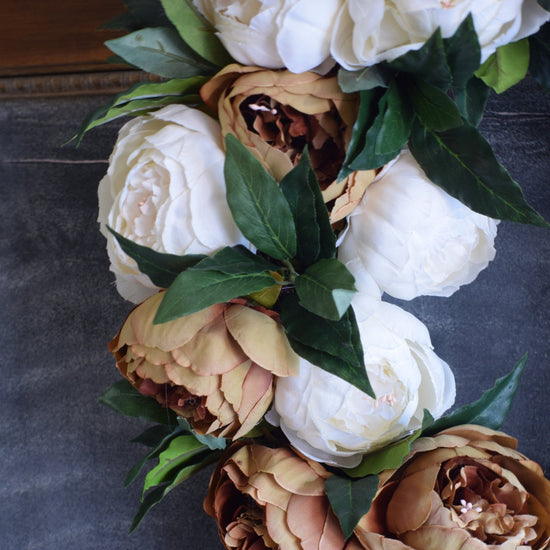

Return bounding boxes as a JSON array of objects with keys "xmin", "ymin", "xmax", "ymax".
[{"xmin": 240, "ymin": 94, "xmax": 347, "ymax": 187}]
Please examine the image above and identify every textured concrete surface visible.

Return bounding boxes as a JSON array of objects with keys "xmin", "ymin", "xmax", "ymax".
[{"xmin": 0, "ymin": 79, "xmax": 549, "ymax": 549}]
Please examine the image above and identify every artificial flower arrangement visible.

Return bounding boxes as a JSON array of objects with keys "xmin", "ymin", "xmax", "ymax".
[{"xmin": 78, "ymin": 1, "xmax": 550, "ymax": 548}]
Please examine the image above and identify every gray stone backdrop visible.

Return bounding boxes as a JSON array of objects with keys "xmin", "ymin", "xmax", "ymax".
[{"xmin": 1, "ymin": 78, "xmax": 549, "ymax": 549}]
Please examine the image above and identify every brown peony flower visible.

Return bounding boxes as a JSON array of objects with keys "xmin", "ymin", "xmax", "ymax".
[
  {"xmin": 200, "ymin": 64, "xmax": 375, "ymax": 223},
  {"xmin": 353, "ymin": 424, "xmax": 550, "ymax": 550},
  {"xmin": 204, "ymin": 441, "xmax": 349, "ymax": 549},
  {"xmin": 108, "ymin": 293, "xmax": 299, "ymax": 439}
]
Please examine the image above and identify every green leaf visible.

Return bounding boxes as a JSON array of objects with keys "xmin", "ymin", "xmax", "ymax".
[
  {"xmin": 529, "ymin": 23, "xmax": 550, "ymax": 90},
  {"xmin": 539, "ymin": 0, "xmax": 550, "ymax": 11},
  {"xmin": 100, "ymin": 12, "xmax": 141, "ymax": 32},
  {"xmin": 338, "ymin": 66, "xmax": 391, "ymax": 92},
  {"xmin": 325, "ymin": 475, "xmax": 379, "ymax": 539},
  {"xmin": 105, "ymin": 27, "xmax": 217, "ymax": 79},
  {"xmin": 423, "ymin": 354, "xmax": 528, "ymax": 436},
  {"xmin": 295, "ymin": 259, "xmax": 356, "ymax": 321},
  {"xmin": 131, "ymin": 424, "xmax": 175, "ymax": 448},
  {"xmin": 454, "ymin": 76, "xmax": 490, "ymax": 127},
  {"xmin": 159, "ymin": 0, "xmax": 233, "ymax": 66},
  {"xmin": 384, "ymin": 29, "xmax": 452, "ymax": 90},
  {"xmin": 409, "ymin": 78, "xmax": 463, "ymax": 132},
  {"xmin": 340, "ymin": 83, "xmax": 413, "ymax": 178},
  {"xmin": 177, "ymin": 418, "xmax": 228, "ymax": 450},
  {"xmin": 475, "ymin": 39, "xmax": 530, "ymax": 94},
  {"xmin": 154, "ymin": 266, "xmax": 277, "ymax": 323},
  {"xmin": 143, "ymin": 435, "xmax": 206, "ymax": 493},
  {"xmin": 125, "ymin": 426, "xmax": 185, "ymax": 487},
  {"xmin": 279, "ymin": 150, "xmax": 335, "ymax": 266},
  {"xmin": 99, "ymin": 380, "xmax": 178, "ymax": 425},
  {"xmin": 224, "ymin": 134, "xmax": 297, "ymax": 260},
  {"xmin": 124, "ymin": 0, "xmax": 171, "ymax": 27},
  {"xmin": 409, "ymin": 119, "xmax": 549, "ymax": 227},
  {"xmin": 107, "ymin": 227, "xmax": 206, "ymax": 288},
  {"xmin": 189, "ymin": 245, "xmax": 280, "ymax": 275},
  {"xmin": 444, "ymin": 14, "xmax": 481, "ymax": 88},
  {"xmin": 280, "ymin": 295, "xmax": 373, "ymax": 397},
  {"xmin": 71, "ymin": 77, "xmax": 207, "ymax": 144}
]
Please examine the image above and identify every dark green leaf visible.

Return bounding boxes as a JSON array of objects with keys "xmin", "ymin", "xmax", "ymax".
[
  {"xmin": 105, "ymin": 27, "xmax": 217, "ymax": 79},
  {"xmin": 529, "ymin": 23, "xmax": 550, "ymax": 90},
  {"xmin": 224, "ymin": 134, "xmax": 297, "ymax": 260},
  {"xmin": 409, "ymin": 119, "xmax": 549, "ymax": 227},
  {"xmin": 71, "ymin": 77, "xmax": 207, "ymax": 144},
  {"xmin": 444, "ymin": 14, "xmax": 481, "ymax": 88},
  {"xmin": 160, "ymin": 0, "xmax": 233, "ymax": 66},
  {"xmin": 338, "ymin": 65, "xmax": 391, "ymax": 92},
  {"xmin": 125, "ymin": 426, "xmax": 185, "ymax": 487},
  {"xmin": 155, "ymin": 269, "xmax": 277, "ymax": 323},
  {"xmin": 340, "ymin": 83, "xmax": 413, "ymax": 178},
  {"xmin": 295, "ymin": 259, "xmax": 356, "ymax": 321},
  {"xmin": 475, "ymin": 39, "xmax": 530, "ymax": 94},
  {"xmin": 423, "ymin": 354, "xmax": 528, "ymax": 436},
  {"xmin": 124, "ymin": 0, "xmax": 172, "ymax": 27},
  {"xmin": 178, "ymin": 418, "xmax": 228, "ymax": 450},
  {"xmin": 99, "ymin": 380, "xmax": 177, "ymax": 425},
  {"xmin": 325, "ymin": 475, "xmax": 379, "ymax": 539},
  {"xmin": 129, "ymin": 484, "xmax": 167, "ymax": 533},
  {"xmin": 131, "ymin": 425, "xmax": 175, "ymax": 448},
  {"xmin": 143, "ymin": 435, "xmax": 206, "ymax": 493},
  {"xmin": 107, "ymin": 227, "xmax": 205, "ymax": 287},
  {"xmin": 384, "ymin": 29, "xmax": 452, "ymax": 90},
  {"xmin": 409, "ymin": 78, "xmax": 463, "ymax": 132},
  {"xmin": 454, "ymin": 76, "xmax": 490, "ymax": 127},
  {"xmin": 189, "ymin": 245, "xmax": 280, "ymax": 275},
  {"xmin": 99, "ymin": 12, "xmax": 141, "ymax": 31},
  {"xmin": 279, "ymin": 150, "xmax": 335, "ymax": 266},
  {"xmin": 280, "ymin": 295, "xmax": 373, "ymax": 397},
  {"xmin": 538, "ymin": 0, "xmax": 550, "ymax": 11}
]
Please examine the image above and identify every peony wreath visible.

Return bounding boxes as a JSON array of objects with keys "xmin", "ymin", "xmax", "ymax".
[{"xmin": 79, "ymin": 1, "xmax": 550, "ymax": 548}]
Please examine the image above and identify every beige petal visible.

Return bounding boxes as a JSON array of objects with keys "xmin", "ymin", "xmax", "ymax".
[
  {"xmin": 440, "ymin": 425, "xmax": 518, "ymax": 450},
  {"xmin": 235, "ymin": 363, "xmax": 272, "ymax": 421},
  {"xmin": 401, "ymin": 526, "xmax": 487, "ymax": 550},
  {"xmin": 265, "ymin": 503, "xmax": 302, "ymax": 550},
  {"xmin": 135, "ymin": 361, "xmax": 169, "ymax": 384},
  {"xmin": 386, "ymin": 465, "xmax": 440, "ymax": 535},
  {"xmin": 353, "ymin": 531, "xmax": 414, "ymax": 550},
  {"xmin": 183, "ymin": 311, "xmax": 247, "ymax": 376},
  {"xmin": 164, "ymin": 362, "xmax": 218, "ymax": 396},
  {"xmin": 249, "ymin": 472, "xmax": 291, "ymax": 509},
  {"xmin": 225, "ymin": 304, "xmax": 299, "ymax": 377},
  {"xmin": 324, "ymin": 170, "xmax": 376, "ymax": 223}
]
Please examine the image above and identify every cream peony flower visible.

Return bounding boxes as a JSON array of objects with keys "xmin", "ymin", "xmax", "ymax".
[
  {"xmin": 267, "ymin": 301, "xmax": 455, "ymax": 468},
  {"xmin": 97, "ymin": 104, "xmax": 247, "ymax": 304},
  {"xmin": 338, "ymin": 149, "xmax": 499, "ymax": 300},
  {"xmin": 331, "ymin": 0, "xmax": 550, "ymax": 69},
  {"xmin": 193, "ymin": 0, "xmax": 340, "ymax": 73}
]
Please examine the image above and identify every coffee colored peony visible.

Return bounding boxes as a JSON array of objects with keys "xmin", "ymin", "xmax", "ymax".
[
  {"xmin": 353, "ymin": 425, "xmax": 550, "ymax": 550},
  {"xmin": 200, "ymin": 64, "xmax": 375, "ymax": 223},
  {"xmin": 193, "ymin": 0, "xmax": 340, "ymax": 73},
  {"xmin": 108, "ymin": 293, "xmax": 299, "ymax": 439},
  {"xmin": 331, "ymin": 0, "xmax": 550, "ymax": 69},
  {"xmin": 338, "ymin": 150, "xmax": 498, "ymax": 300},
  {"xmin": 97, "ymin": 104, "xmax": 246, "ymax": 304},
  {"xmin": 204, "ymin": 442, "xmax": 349, "ymax": 549}
]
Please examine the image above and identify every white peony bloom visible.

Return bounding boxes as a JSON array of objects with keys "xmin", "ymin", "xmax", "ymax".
[
  {"xmin": 331, "ymin": 0, "xmax": 550, "ymax": 69},
  {"xmin": 338, "ymin": 149, "xmax": 499, "ymax": 300},
  {"xmin": 193, "ymin": 0, "xmax": 340, "ymax": 73},
  {"xmin": 97, "ymin": 104, "xmax": 247, "ymax": 304},
  {"xmin": 267, "ymin": 301, "xmax": 455, "ymax": 468}
]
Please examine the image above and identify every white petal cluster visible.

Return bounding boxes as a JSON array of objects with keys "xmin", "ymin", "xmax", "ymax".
[
  {"xmin": 193, "ymin": 0, "xmax": 340, "ymax": 73},
  {"xmin": 98, "ymin": 105, "xmax": 247, "ymax": 303},
  {"xmin": 267, "ymin": 301, "xmax": 456, "ymax": 468},
  {"xmin": 338, "ymin": 150, "xmax": 499, "ymax": 300},
  {"xmin": 331, "ymin": 0, "xmax": 550, "ymax": 69}
]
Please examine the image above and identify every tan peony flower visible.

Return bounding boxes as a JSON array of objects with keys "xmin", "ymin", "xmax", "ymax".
[
  {"xmin": 353, "ymin": 425, "xmax": 550, "ymax": 550},
  {"xmin": 108, "ymin": 293, "xmax": 299, "ymax": 439},
  {"xmin": 200, "ymin": 64, "xmax": 375, "ymax": 223},
  {"xmin": 204, "ymin": 442, "xmax": 349, "ymax": 549}
]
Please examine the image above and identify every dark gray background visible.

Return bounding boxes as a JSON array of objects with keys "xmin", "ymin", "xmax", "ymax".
[{"xmin": 1, "ymin": 78, "xmax": 549, "ymax": 549}]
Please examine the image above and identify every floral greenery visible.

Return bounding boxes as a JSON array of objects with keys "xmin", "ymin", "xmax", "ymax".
[{"xmin": 88, "ymin": 0, "xmax": 550, "ymax": 545}]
